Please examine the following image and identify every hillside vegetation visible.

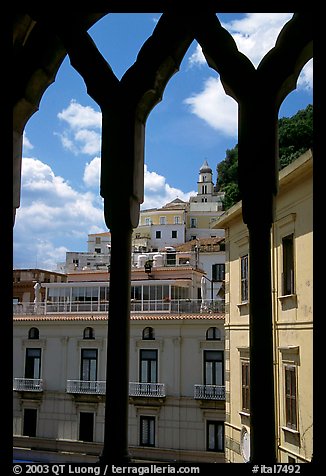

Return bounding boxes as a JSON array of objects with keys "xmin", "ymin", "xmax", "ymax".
[{"xmin": 216, "ymin": 104, "xmax": 313, "ymax": 210}]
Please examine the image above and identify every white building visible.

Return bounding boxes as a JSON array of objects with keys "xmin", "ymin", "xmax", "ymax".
[
  {"xmin": 13, "ymin": 267, "xmax": 225, "ymax": 463},
  {"xmin": 58, "ymin": 161, "xmax": 225, "ymax": 277}
]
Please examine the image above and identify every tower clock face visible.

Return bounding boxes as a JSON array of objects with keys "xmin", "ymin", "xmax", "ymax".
[{"xmin": 240, "ymin": 427, "xmax": 250, "ymax": 462}]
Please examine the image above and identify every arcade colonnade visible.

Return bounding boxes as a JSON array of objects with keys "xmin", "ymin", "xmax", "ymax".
[{"xmin": 13, "ymin": 10, "xmax": 313, "ymax": 463}]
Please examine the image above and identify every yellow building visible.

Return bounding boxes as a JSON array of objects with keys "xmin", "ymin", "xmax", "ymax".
[
  {"xmin": 132, "ymin": 161, "xmax": 225, "ymax": 253},
  {"xmin": 214, "ymin": 150, "xmax": 313, "ymax": 463}
]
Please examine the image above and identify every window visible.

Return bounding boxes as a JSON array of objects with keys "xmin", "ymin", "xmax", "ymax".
[
  {"xmin": 140, "ymin": 416, "xmax": 155, "ymax": 446},
  {"xmin": 190, "ymin": 218, "xmax": 197, "ymax": 228},
  {"xmin": 25, "ymin": 348, "xmax": 41, "ymax": 379},
  {"xmin": 155, "ymin": 230, "xmax": 161, "ymax": 239},
  {"xmin": 140, "ymin": 349, "xmax": 157, "ymax": 383},
  {"xmin": 202, "ymin": 185, "xmax": 207, "ymax": 194},
  {"xmin": 174, "ymin": 216, "xmax": 180, "ymax": 224},
  {"xmin": 81, "ymin": 349, "xmax": 97, "ymax": 381},
  {"xmin": 23, "ymin": 408, "xmax": 37, "ymax": 437},
  {"xmin": 207, "ymin": 421, "xmax": 224, "ymax": 451},
  {"xmin": 282, "ymin": 234, "xmax": 295, "ymax": 295},
  {"xmin": 212, "ymin": 263, "xmax": 225, "ymax": 282},
  {"xmin": 159, "ymin": 216, "xmax": 166, "ymax": 225},
  {"xmin": 79, "ymin": 412, "xmax": 94, "ymax": 442},
  {"xmin": 95, "ymin": 248, "xmax": 101, "ymax": 254},
  {"xmin": 241, "ymin": 254, "xmax": 249, "ymax": 302},
  {"xmin": 285, "ymin": 365, "xmax": 297, "ymax": 430},
  {"xmin": 206, "ymin": 327, "xmax": 221, "ymax": 341},
  {"xmin": 241, "ymin": 361, "xmax": 250, "ymax": 413},
  {"xmin": 166, "ymin": 251, "xmax": 176, "ymax": 266},
  {"xmin": 171, "ymin": 230, "xmax": 177, "ymax": 239},
  {"xmin": 28, "ymin": 327, "xmax": 39, "ymax": 340},
  {"xmin": 95, "ymin": 237, "xmax": 101, "ymax": 244},
  {"xmin": 145, "ymin": 217, "xmax": 151, "ymax": 225},
  {"xmin": 83, "ymin": 327, "xmax": 95, "ymax": 339},
  {"xmin": 204, "ymin": 350, "xmax": 224, "ymax": 385},
  {"xmin": 142, "ymin": 327, "xmax": 155, "ymax": 340}
]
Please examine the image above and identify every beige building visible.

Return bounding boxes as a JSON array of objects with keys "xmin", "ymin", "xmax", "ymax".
[
  {"xmin": 214, "ymin": 150, "xmax": 313, "ymax": 463},
  {"xmin": 13, "ymin": 269, "xmax": 67, "ymax": 304},
  {"xmin": 13, "ymin": 266, "xmax": 225, "ymax": 463},
  {"xmin": 133, "ymin": 160, "xmax": 225, "ymax": 254}
]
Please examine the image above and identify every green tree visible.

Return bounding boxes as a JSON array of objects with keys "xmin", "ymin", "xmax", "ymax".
[
  {"xmin": 216, "ymin": 104, "xmax": 313, "ymax": 210},
  {"xmin": 278, "ymin": 103, "xmax": 313, "ymax": 168}
]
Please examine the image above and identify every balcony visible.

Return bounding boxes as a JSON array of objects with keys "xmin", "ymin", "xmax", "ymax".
[
  {"xmin": 13, "ymin": 378, "xmax": 43, "ymax": 392},
  {"xmin": 13, "ymin": 298, "xmax": 225, "ymax": 315},
  {"xmin": 129, "ymin": 382, "xmax": 166, "ymax": 398},
  {"xmin": 194, "ymin": 384, "xmax": 225, "ymax": 400},
  {"xmin": 66, "ymin": 380, "xmax": 106, "ymax": 395}
]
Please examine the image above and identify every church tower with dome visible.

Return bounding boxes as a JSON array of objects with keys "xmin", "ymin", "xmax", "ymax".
[
  {"xmin": 196, "ymin": 159, "xmax": 215, "ymax": 202},
  {"xmin": 190, "ymin": 159, "xmax": 224, "ymax": 207}
]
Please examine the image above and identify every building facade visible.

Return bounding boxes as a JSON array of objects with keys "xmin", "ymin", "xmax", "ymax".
[
  {"xmin": 13, "ymin": 269, "xmax": 67, "ymax": 304},
  {"xmin": 13, "ymin": 266, "xmax": 226, "ymax": 463},
  {"xmin": 133, "ymin": 160, "xmax": 225, "ymax": 254},
  {"xmin": 214, "ymin": 150, "xmax": 313, "ymax": 463},
  {"xmin": 58, "ymin": 161, "xmax": 225, "ymax": 276}
]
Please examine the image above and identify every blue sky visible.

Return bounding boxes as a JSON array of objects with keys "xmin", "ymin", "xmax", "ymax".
[{"xmin": 13, "ymin": 13, "xmax": 313, "ymax": 271}]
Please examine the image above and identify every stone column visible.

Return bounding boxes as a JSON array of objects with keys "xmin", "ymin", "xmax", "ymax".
[
  {"xmin": 238, "ymin": 95, "xmax": 278, "ymax": 463},
  {"xmin": 99, "ymin": 107, "xmax": 144, "ymax": 463}
]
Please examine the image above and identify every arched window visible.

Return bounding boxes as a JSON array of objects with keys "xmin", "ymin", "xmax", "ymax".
[
  {"xmin": 206, "ymin": 327, "xmax": 220, "ymax": 341},
  {"xmin": 28, "ymin": 327, "xmax": 39, "ymax": 339},
  {"xmin": 142, "ymin": 327, "xmax": 155, "ymax": 340},
  {"xmin": 83, "ymin": 327, "xmax": 95, "ymax": 339}
]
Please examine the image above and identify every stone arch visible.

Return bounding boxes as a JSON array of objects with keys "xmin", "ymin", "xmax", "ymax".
[{"xmin": 13, "ymin": 11, "xmax": 313, "ymax": 464}]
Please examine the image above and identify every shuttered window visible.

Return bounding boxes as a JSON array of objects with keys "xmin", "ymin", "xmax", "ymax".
[{"xmin": 140, "ymin": 416, "xmax": 155, "ymax": 446}]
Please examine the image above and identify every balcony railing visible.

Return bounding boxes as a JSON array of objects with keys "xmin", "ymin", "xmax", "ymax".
[
  {"xmin": 194, "ymin": 384, "xmax": 225, "ymax": 400},
  {"xmin": 13, "ymin": 378, "xmax": 43, "ymax": 392},
  {"xmin": 66, "ymin": 380, "xmax": 106, "ymax": 395},
  {"xmin": 129, "ymin": 382, "xmax": 166, "ymax": 398},
  {"xmin": 13, "ymin": 299, "xmax": 225, "ymax": 315}
]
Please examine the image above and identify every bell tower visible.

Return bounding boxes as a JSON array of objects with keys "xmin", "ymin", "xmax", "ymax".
[{"xmin": 197, "ymin": 159, "xmax": 214, "ymax": 202}]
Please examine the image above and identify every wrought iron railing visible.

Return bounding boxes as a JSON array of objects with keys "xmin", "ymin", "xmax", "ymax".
[
  {"xmin": 194, "ymin": 384, "xmax": 225, "ymax": 400},
  {"xmin": 66, "ymin": 379, "xmax": 106, "ymax": 395},
  {"xmin": 13, "ymin": 378, "xmax": 43, "ymax": 392},
  {"xmin": 129, "ymin": 382, "xmax": 166, "ymax": 398}
]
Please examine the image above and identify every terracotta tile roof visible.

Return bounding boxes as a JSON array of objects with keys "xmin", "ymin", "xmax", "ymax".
[
  {"xmin": 174, "ymin": 236, "xmax": 224, "ymax": 252},
  {"xmin": 13, "ymin": 313, "xmax": 224, "ymax": 322}
]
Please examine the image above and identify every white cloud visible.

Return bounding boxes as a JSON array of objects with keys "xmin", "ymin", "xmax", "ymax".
[
  {"xmin": 142, "ymin": 165, "xmax": 195, "ymax": 209},
  {"xmin": 23, "ymin": 131, "xmax": 34, "ymax": 151},
  {"xmin": 185, "ymin": 14, "xmax": 312, "ymax": 135},
  {"xmin": 187, "ymin": 14, "xmax": 294, "ymax": 69},
  {"xmin": 75, "ymin": 129, "xmax": 101, "ymax": 155},
  {"xmin": 184, "ymin": 77, "xmax": 238, "ymax": 137},
  {"xmin": 82, "ymin": 159, "xmax": 195, "ymax": 209},
  {"xmin": 83, "ymin": 157, "xmax": 101, "ymax": 188},
  {"xmin": 188, "ymin": 43, "xmax": 206, "ymax": 68},
  {"xmin": 297, "ymin": 59, "xmax": 313, "ymax": 91},
  {"xmin": 22, "ymin": 158, "xmax": 77, "ymax": 200},
  {"xmin": 14, "ymin": 156, "xmax": 197, "ymax": 269},
  {"xmin": 57, "ymin": 99, "xmax": 101, "ymax": 129},
  {"xmin": 223, "ymin": 13, "xmax": 293, "ymax": 67},
  {"xmin": 14, "ymin": 157, "xmax": 106, "ymax": 270},
  {"xmin": 56, "ymin": 100, "xmax": 102, "ymax": 155}
]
